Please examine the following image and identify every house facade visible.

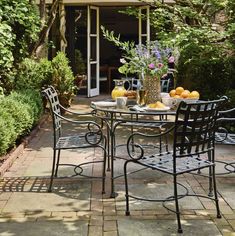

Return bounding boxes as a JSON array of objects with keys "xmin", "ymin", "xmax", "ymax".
[{"xmin": 41, "ymin": 0, "xmax": 173, "ymax": 96}]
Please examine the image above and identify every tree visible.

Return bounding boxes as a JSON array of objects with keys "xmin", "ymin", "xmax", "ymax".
[{"xmin": 30, "ymin": 0, "xmax": 60, "ymax": 58}]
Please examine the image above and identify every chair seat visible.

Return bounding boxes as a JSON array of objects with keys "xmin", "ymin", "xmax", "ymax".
[
  {"xmin": 139, "ymin": 153, "xmax": 213, "ymax": 175},
  {"xmin": 215, "ymin": 132, "xmax": 235, "ymax": 145},
  {"xmin": 56, "ymin": 134, "xmax": 98, "ymax": 149}
]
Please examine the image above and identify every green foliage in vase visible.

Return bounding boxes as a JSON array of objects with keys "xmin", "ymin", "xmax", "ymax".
[{"xmin": 101, "ymin": 26, "xmax": 171, "ymax": 79}]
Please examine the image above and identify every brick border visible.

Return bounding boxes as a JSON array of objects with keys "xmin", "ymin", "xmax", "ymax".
[{"xmin": 0, "ymin": 113, "xmax": 49, "ymax": 177}]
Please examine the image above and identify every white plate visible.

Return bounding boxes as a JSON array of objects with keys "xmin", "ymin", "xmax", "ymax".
[
  {"xmin": 91, "ymin": 101, "xmax": 117, "ymax": 107},
  {"xmin": 145, "ymin": 106, "xmax": 171, "ymax": 112}
]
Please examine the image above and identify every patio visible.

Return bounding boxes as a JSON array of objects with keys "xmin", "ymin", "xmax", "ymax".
[{"xmin": 0, "ymin": 95, "xmax": 234, "ymax": 236}]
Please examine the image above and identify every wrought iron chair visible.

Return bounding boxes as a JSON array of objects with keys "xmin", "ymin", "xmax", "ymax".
[
  {"xmin": 124, "ymin": 99, "xmax": 225, "ymax": 233},
  {"xmin": 42, "ymin": 86, "xmax": 107, "ymax": 193},
  {"xmin": 215, "ymin": 105, "xmax": 235, "ymax": 174}
]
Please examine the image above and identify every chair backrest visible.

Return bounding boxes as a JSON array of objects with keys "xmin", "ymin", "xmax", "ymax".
[
  {"xmin": 123, "ymin": 77, "xmax": 171, "ymax": 92},
  {"xmin": 42, "ymin": 86, "xmax": 62, "ymax": 133},
  {"xmin": 161, "ymin": 79, "xmax": 171, "ymax": 92},
  {"xmin": 173, "ymin": 100, "xmax": 223, "ymax": 158}
]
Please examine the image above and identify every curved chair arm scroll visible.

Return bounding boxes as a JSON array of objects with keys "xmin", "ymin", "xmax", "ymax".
[
  {"xmin": 127, "ymin": 125, "xmax": 175, "ymax": 160},
  {"xmin": 59, "ymin": 104, "xmax": 94, "ymax": 116}
]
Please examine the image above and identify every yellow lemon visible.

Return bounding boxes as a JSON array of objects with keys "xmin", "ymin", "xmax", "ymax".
[
  {"xmin": 169, "ymin": 89, "xmax": 176, "ymax": 97},
  {"xmin": 180, "ymin": 90, "xmax": 190, "ymax": 98},
  {"xmin": 188, "ymin": 91, "xmax": 200, "ymax": 99},
  {"xmin": 175, "ymin": 87, "xmax": 184, "ymax": 95}
]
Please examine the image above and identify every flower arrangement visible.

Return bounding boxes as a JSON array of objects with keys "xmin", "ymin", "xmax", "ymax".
[
  {"xmin": 101, "ymin": 26, "xmax": 172, "ymax": 80},
  {"xmin": 118, "ymin": 41, "xmax": 171, "ymax": 79}
]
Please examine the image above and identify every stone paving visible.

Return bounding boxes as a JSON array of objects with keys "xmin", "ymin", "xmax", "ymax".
[{"xmin": 0, "ymin": 95, "xmax": 235, "ymax": 236}]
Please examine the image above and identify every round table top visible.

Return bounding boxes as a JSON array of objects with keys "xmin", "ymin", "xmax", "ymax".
[{"xmin": 90, "ymin": 101, "xmax": 177, "ymax": 116}]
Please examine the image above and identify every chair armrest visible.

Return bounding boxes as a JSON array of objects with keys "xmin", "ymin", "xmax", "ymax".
[
  {"xmin": 59, "ymin": 104, "xmax": 94, "ymax": 116},
  {"xmin": 126, "ymin": 125, "xmax": 175, "ymax": 160},
  {"xmin": 54, "ymin": 111, "xmax": 105, "ymax": 145}
]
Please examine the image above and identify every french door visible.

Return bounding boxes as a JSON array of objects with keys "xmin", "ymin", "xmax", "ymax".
[
  {"xmin": 87, "ymin": 6, "xmax": 100, "ymax": 97},
  {"xmin": 138, "ymin": 6, "xmax": 150, "ymax": 44}
]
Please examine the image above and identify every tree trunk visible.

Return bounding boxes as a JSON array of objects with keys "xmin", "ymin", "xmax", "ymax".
[{"xmin": 30, "ymin": 0, "xmax": 60, "ymax": 58}]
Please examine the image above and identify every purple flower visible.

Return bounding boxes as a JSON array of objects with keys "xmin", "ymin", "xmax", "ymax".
[
  {"xmin": 168, "ymin": 56, "xmax": 175, "ymax": 63},
  {"xmin": 148, "ymin": 63, "xmax": 155, "ymax": 69},
  {"xmin": 158, "ymin": 63, "xmax": 164, "ymax": 68}
]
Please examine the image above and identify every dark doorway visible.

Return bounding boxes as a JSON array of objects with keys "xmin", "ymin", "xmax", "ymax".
[{"xmin": 99, "ymin": 7, "xmax": 138, "ymax": 93}]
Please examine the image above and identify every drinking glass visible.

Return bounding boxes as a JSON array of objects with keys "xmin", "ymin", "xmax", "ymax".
[{"xmin": 137, "ymin": 89, "xmax": 147, "ymax": 106}]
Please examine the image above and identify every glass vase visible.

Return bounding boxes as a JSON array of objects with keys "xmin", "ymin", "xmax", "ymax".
[{"xmin": 111, "ymin": 80, "xmax": 127, "ymax": 100}]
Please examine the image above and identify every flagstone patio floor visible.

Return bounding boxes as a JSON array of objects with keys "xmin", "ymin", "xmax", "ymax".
[{"xmin": 0, "ymin": 95, "xmax": 234, "ymax": 236}]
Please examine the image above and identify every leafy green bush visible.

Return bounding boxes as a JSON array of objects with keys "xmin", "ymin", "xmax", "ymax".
[
  {"xmin": 0, "ymin": 96, "xmax": 32, "ymax": 136},
  {"xmin": 176, "ymin": 44, "xmax": 230, "ymax": 100},
  {"xmin": 0, "ymin": 111, "xmax": 17, "ymax": 156},
  {"xmin": 15, "ymin": 58, "xmax": 52, "ymax": 91},
  {"xmin": 10, "ymin": 90, "xmax": 43, "ymax": 124},
  {"xmin": 0, "ymin": 90, "xmax": 43, "ymax": 156},
  {"xmin": 51, "ymin": 52, "xmax": 76, "ymax": 96}
]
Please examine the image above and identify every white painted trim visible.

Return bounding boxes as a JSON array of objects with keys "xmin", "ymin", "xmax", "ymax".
[
  {"xmin": 138, "ymin": 6, "xmax": 150, "ymax": 45},
  {"xmin": 87, "ymin": 6, "xmax": 100, "ymax": 97}
]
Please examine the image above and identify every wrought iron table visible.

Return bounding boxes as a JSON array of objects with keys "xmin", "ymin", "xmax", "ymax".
[{"xmin": 91, "ymin": 102, "xmax": 176, "ymax": 197}]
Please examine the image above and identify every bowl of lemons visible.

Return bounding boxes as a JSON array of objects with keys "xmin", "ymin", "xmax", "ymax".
[{"xmin": 162, "ymin": 87, "xmax": 200, "ymax": 107}]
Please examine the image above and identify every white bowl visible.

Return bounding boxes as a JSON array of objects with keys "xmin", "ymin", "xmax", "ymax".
[
  {"xmin": 161, "ymin": 97, "xmax": 176, "ymax": 107},
  {"xmin": 160, "ymin": 92, "xmax": 170, "ymax": 98}
]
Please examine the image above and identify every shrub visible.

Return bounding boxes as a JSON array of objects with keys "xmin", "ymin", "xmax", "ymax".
[
  {"xmin": 0, "ymin": 89, "xmax": 43, "ymax": 156},
  {"xmin": 10, "ymin": 90, "xmax": 43, "ymax": 124},
  {"xmin": 176, "ymin": 44, "xmax": 230, "ymax": 100},
  {"xmin": 15, "ymin": 58, "xmax": 52, "ymax": 91},
  {"xmin": 51, "ymin": 52, "xmax": 76, "ymax": 96},
  {"xmin": 0, "ymin": 111, "xmax": 17, "ymax": 156},
  {"xmin": 0, "ymin": 96, "xmax": 32, "ymax": 136}
]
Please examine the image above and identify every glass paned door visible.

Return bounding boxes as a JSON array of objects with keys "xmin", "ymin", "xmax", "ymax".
[
  {"xmin": 87, "ymin": 6, "xmax": 99, "ymax": 97},
  {"xmin": 138, "ymin": 6, "xmax": 150, "ymax": 45}
]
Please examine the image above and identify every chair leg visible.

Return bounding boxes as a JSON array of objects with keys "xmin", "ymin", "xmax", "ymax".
[
  {"xmin": 212, "ymin": 165, "xmax": 221, "ymax": 218},
  {"xmin": 124, "ymin": 161, "xmax": 130, "ymax": 216},
  {"xmin": 55, "ymin": 149, "xmax": 61, "ymax": 177},
  {"xmin": 173, "ymin": 175, "xmax": 183, "ymax": 233},
  {"xmin": 159, "ymin": 135, "xmax": 162, "ymax": 154},
  {"xmin": 48, "ymin": 149, "xmax": 57, "ymax": 192},
  {"xmin": 106, "ymin": 128, "xmax": 110, "ymax": 171},
  {"xmin": 102, "ymin": 147, "xmax": 107, "ymax": 194},
  {"xmin": 208, "ymin": 151, "xmax": 213, "ymax": 197},
  {"xmin": 165, "ymin": 134, "xmax": 169, "ymax": 153}
]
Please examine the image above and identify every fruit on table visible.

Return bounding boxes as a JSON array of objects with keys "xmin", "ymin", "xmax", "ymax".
[
  {"xmin": 169, "ymin": 89, "xmax": 176, "ymax": 97},
  {"xmin": 175, "ymin": 87, "xmax": 184, "ymax": 95},
  {"xmin": 188, "ymin": 91, "xmax": 200, "ymax": 99},
  {"xmin": 148, "ymin": 101, "xmax": 166, "ymax": 108},
  {"xmin": 180, "ymin": 90, "xmax": 190, "ymax": 98},
  {"xmin": 173, "ymin": 95, "xmax": 181, "ymax": 98},
  {"xmin": 169, "ymin": 87, "xmax": 200, "ymax": 99},
  {"xmin": 124, "ymin": 90, "xmax": 137, "ymax": 99}
]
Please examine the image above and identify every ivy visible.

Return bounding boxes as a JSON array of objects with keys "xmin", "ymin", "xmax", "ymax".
[{"xmin": 0, "ymin": 0, "xmax": 40, "ymax": 66}]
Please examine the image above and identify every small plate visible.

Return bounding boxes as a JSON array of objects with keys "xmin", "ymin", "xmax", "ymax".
[
  {"xmin": 91, "ymin": 101, "xmax": 116, "ymax": 107},
  {"xmin": 145, "ymin": 106, "xmax": 171, "ymax": 112}
]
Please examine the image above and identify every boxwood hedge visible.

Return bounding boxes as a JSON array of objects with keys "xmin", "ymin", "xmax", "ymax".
[{"xmin": 0, "ymin": 89, "xmax": 43, "ymax": 157}]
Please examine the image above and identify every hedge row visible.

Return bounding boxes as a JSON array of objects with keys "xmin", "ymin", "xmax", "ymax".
[{"xmin": 0, "ymin": 89, "xmax": 43, "ymax": 157}]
